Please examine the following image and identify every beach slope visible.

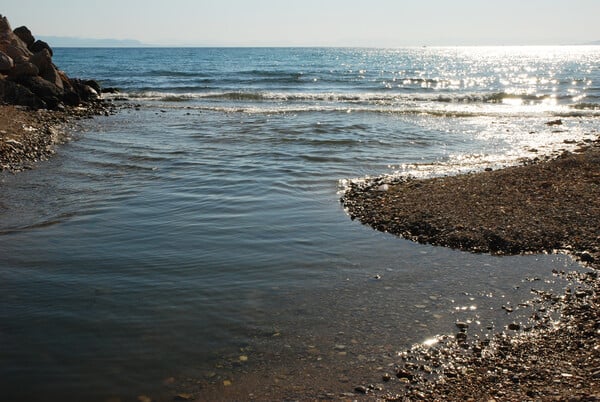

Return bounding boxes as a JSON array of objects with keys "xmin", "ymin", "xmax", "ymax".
[{"xmin": 341, "ymin": 142, "xmax": 600, "ymax": 400}]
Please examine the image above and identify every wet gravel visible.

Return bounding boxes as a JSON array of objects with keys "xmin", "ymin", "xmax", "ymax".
[
  {"xmin": 0, "ymin": 101, "xmax": 116, "ymax": 172},
  {"xmin": 341, "ymin": 138, "xmax": 600, "ymax": 401}
]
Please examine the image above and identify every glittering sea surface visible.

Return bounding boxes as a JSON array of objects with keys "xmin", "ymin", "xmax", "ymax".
[{"xmin": 1, "ymin": 47, "xmax": 598, "ymax": 401}]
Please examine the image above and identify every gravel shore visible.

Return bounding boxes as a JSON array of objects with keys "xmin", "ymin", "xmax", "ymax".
[
  {"xmin": 341, "ymin": 140, "xmax": 600, "ymax": 400},
  {"xmin": 0, "ymin": 103, "xmax": 114, "ymax": 172}
]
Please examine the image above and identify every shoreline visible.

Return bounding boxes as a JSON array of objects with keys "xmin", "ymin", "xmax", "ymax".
[
  {"xmin": 2, "ymin": 101, "xmax": 598, "ymax": 400},
  {"xmin": 341, "ymin": 140, "xmax": 600, "ymax": 400},
  {"xmin": 0, "ymin": 103, "xmax": 114, "ymax": 172},
  {"xmin": 342, "ymin": 139, "xmax": 600, "ymax": 264}
]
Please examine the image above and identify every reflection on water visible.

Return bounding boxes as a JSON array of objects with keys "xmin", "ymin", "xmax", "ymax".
[{"xmin": 2, "ymin": 46, "xmax": 599, "ymax": 400}]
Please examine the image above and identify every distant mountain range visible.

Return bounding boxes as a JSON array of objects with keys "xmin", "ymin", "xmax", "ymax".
[
  {"xmin": 39, "ymin": 36, "xmax": 146, "ymax": 47},
  {"xmin": 39, "ymin": 36, "xmax": 600, "ymax": 48}
]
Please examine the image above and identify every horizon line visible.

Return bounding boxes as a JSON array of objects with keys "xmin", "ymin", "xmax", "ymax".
[{"xmin": 39, "ymin": 36, "xmax": 600, "ymax": 49}]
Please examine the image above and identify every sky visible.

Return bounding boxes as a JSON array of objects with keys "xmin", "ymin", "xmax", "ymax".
[{"xmin": 3, "ymin": 0, "xmax": 600, "ymax": 47}]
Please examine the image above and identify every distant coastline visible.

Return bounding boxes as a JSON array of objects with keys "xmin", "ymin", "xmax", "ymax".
[
  {"xmin": 39, "ymin": 35, "xmax": 600, "ymax": 48},
  {"xmin": 39, "ymin": 36, "xmax": 146, "ymax": 47}
]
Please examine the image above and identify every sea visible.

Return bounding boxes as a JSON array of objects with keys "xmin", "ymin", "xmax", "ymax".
[{"xmin": 1, "ymin": 47, "xmax": 599, "ymax": 401}]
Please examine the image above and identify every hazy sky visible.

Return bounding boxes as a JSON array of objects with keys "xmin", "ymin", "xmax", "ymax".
[{"xmin": 3, "ymin": 0, "xmax": 600, "ymax": 46}]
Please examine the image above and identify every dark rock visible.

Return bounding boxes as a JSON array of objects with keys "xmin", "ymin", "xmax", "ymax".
[
  {"xmin": 101, "ymin": 87, "xmax": 120, "ymax": 94},
  {"xmin": 0, "ymin": 50, "xmax": 13, "ymax": 71},
  {"xmin": 13, "ymin": 26, "xmax": 34, "ymax": 48},
  {"xmin": 28, "ymin": 49, "xmax": 52, "ymax": 74},
  {"xmin": 354, "ymin": 385, "xmax": 368, "ymax": 394},
  {"xmin": 579, "ymin": 252, "xmax": 595, "ymax": 263},
  {"xmin": 508, "ymin": 323, "xmax": 521, "ymax": 331},
  {"xmin": 41, "ymin": 64, "xmax": 64, "ymax": 89},
  {"xmin": 82, "ymin": 79, "xmax": 101, "ymax": 94},
  {"xmin": 0, "ymin": 78, "xmax": 46, "ymax": 109},
  {"xmin": 396, "ymin": 368, "xmax": 414, "ymax": 380},
  {"xmin": 545, "ymin": 119, "xmax": 563, "ymax": 126},
  {"xmin": 29, "ymin": 39, "xmax": 52, "ymax": 57},
  {"xmin": 9, "ymin": 61, "xmax": 38, "ymax": 78},
  {"xmin": 456, "ymin": 322, "xmax": 469, "ymax": 331},
  {"xmin": 69, "ymin": 78, "xmax": 100, "ymax": 102},
  {"xmin": 2, "ymin": 43, "xmax": 32, "ymax": 63},
  {"xmin": 16, "ymin": 75, "xmax": 63, "ymax": 109}
]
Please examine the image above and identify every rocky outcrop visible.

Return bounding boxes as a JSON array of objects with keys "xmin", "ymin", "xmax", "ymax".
[{"xmin": 0, "ymin": 14, "xmax": 101, "ymax": 109}]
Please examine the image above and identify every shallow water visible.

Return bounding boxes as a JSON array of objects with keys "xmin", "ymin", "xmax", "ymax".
[{"xmin": 1, "ymin": 47, "xmax": 598, "ymax": 400}]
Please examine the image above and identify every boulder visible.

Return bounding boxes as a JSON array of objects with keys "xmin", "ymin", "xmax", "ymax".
[
  {"xmin": 82, "ymin": 79, "xmax": 101, "ymax": 94},
  {"xmin": 0, "ymin": 78, "xmax": 46, "ymax": 109},
  {"xmin": 70, "ymin": 78, "xmax": 99, "ymax": 102},
  {"xmin": 28, "ymin": 49, "xmax": 63, "ymax": 89},
  {"xmin": 29, "ymin": 48, "xmax": 52, "ymax": 73},
  {"xmin": 0, "ymin": 14, "xmax": 102, "ymax": 109},
  {"xmin": 0, "ymin": 15, "xmax": 11, "ymax": 38},
  {"xmin": 1, "ymin": 43, "xmax": 31, "ymax": 63},
  {"xmin": 41, "ymin": 64, "xmax": 64, "ymax": 90},
  {"xmin": 10, "ymin": 61, "xmax": 38, "ymax": 77},
  {"xmin": 0, "ymin": 50, "xmax": 13, "ymax": 71},
  {"xmin": 16, "ymin": 75, "xmax": 63, "ymax": 109},
  {"xmin": 13, "ymin": 26, "xmax": 35, "ymax": 48},
  {"xmin": 0, "ymin": 16, "xmax": 32, "ymax": 62},
  {"xmin": 30, "ymin": 39, "xmax": 52, "ymax": 56}
]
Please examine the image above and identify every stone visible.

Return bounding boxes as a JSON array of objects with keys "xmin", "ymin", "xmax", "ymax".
[
  {"xmin": 9, "ymin": 61, "xmax": 38, "ymax": 77},
  {"xmin": 30, "ymin": 39, "xmax": 52, "ymax": 56},
  {"xmin": 17, "ymin": 75, "xmax": 63, "ymax": 109},
  {"xmin": 41, "ymin": 64, "xmax": 64, "ymax": 89},
  {"xmin": 396, "ymin": 368, "xmax": 414, "ymax": 380},
  {"xmin": 13, "ymin": 26, "xmax": 35, "ymax": 48},
  {"xmin": 354, "ymin": 385, "xmax": 368, "ymax": 394},
  {"xmin": 0, "ymin": 78, "xmax": 46, "ymax": 109},
  {"xmin": 0, "ymin": 50, "xmax": 13, "ymax": 71},
  {"xmin": 70, "ymin": 78, "xmax": 100, "ymax": 102},
  {"xmin": 456, "ymin": 322, "xmax": 469, "ymax": 331},
  {"xmin": 508, "ymin": 323, "xmax": 520, "ymax": 331},
  {"xmin": 1, "ymin": 43, "xmax": 32, "ymax": 63},
  {"xmin": 28, "ymin": 49, "xmax": 52, "ymax": 74},
  {"xmin": 174, "ymin": 393, "xmax": 194, "ymax": 401},
  {"xmin": 102, "ymin": 87, "xmax": 120, "ymax": 93},
  {"xmin": 82, "ymin": 79, "xmax": 101, "ymax": 94}
]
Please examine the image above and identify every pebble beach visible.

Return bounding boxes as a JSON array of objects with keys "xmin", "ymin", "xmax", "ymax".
[{"xmin": 341, "ymin": 138, "xmax": 600, "ymax": 400}]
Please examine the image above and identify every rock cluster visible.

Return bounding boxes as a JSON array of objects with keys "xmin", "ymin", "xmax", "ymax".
[{"xmin": 0, "ymin": 14, "xmax": 101, "ymax": 109}]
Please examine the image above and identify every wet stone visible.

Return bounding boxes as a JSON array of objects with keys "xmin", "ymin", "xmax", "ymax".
[
  {"xmin": 456, "ymin": 322, "xmax": 469, "ymax": 331},
  {"xmin": 508, "ymin": 323, "xmax": 521, "ymax": 331}
]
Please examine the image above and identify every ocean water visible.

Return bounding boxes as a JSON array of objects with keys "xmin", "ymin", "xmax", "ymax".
[{"xmin": 1, "ymin": 47, "xmax": 599, "ymax": 401}]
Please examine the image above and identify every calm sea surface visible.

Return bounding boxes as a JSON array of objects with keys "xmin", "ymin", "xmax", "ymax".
[{"xmin": 1, "ymin": 47, "xmax": 599, "ymax": 401}]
